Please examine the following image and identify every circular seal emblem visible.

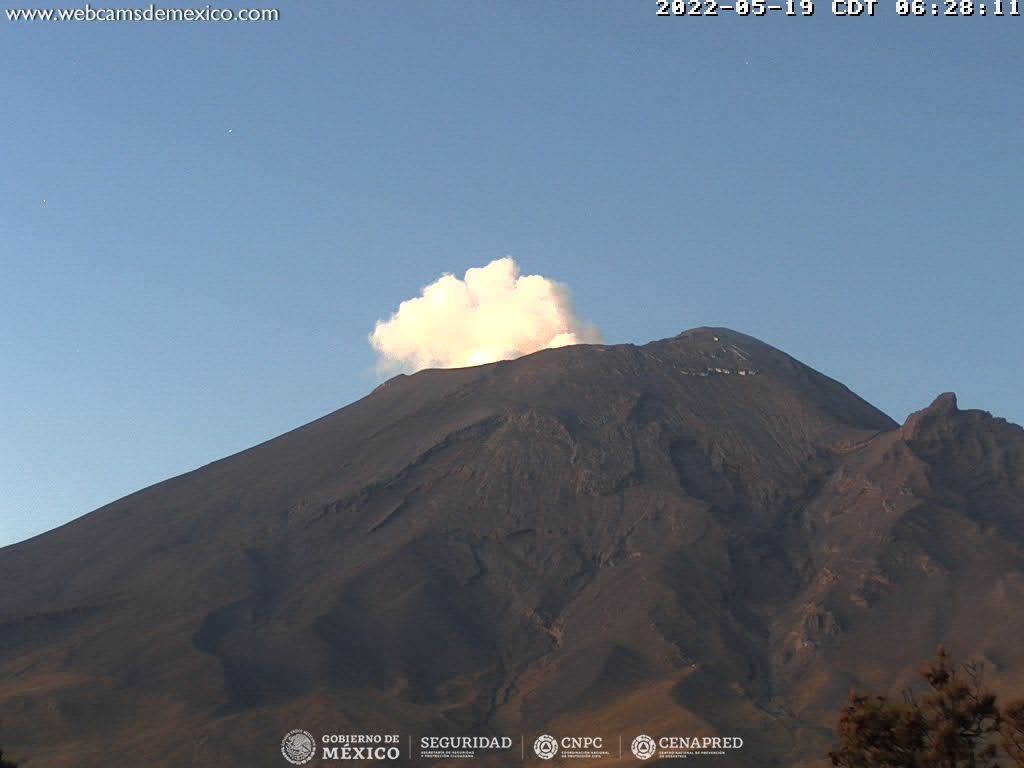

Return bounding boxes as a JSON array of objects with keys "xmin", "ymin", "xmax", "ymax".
[
  {"xmin": 281, "ymin": 729, "xmax": 316, "ymax": 765},
  {"xmin": 631, "ymin": 734, "xmax": 657, "ymax": 760},
  {"xmin": 534, "ymin": 734, "xmax": 559, "ymax": 760}
]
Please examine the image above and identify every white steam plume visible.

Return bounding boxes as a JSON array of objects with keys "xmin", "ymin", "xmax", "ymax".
[{"xmin": 370, "ymin": 257, "xmax": 602, "ymax": 374}]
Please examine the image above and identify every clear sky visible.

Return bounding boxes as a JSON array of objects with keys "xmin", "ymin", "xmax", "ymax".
[{"xmin": 2, "ymin": 1, "xmax": 1021, "ymax": 547}]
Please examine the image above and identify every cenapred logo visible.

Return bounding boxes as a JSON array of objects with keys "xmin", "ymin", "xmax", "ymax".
[
  {"xmin": 631, "ymin": 734, "xmax": 657, "ymax": 760},
  {"xmin": 630, "ymin": 733, "xmax": 744, "ymax": 760},
  {"xmin": 534, "ymin": 734, "xmax": 559, "ymax": 760},
  {"xmin": 281, "ymin": 729, "xmax": 316, "ymax": 765}
]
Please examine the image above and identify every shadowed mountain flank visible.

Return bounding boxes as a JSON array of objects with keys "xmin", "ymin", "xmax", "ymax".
[{"xmin": 1, "ymin": 328, "xmax": 1021, "ymax": 767}]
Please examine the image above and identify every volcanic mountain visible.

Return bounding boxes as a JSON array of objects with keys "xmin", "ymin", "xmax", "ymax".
[{"xmin": 1, "ymin": 328, "xmax": 1023, "ymax": 767}]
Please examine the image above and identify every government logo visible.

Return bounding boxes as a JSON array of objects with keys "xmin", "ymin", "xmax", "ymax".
[{"xmin": 281, "ymin": 729, "xmax": 316, "ymax": 765}]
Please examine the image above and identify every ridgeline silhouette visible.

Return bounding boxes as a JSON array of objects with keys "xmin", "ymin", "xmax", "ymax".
[{"xmin": 1, "ymin": 329, "xmax": 1021, "ymax": 767}]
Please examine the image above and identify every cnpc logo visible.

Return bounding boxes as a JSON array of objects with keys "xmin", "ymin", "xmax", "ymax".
[{"xmin": 533, "ymin": 734, "xmax": 605, "ymax": 760}]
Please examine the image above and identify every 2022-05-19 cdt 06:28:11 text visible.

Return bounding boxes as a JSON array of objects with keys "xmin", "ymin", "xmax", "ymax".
[{"xmin": 656, "ymin": 0, "xmax": 1019, "ymax": 15}]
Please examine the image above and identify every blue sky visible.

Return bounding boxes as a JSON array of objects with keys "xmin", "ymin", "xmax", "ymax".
[{"xmin": 2, "ymin": 1, "xmax": 1021, "ymax": 546}]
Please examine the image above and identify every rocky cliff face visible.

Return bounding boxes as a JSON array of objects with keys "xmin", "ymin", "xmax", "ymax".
[{"xmin": 1, "ymin": 328, "xmax": 1021, "ymax": 767}]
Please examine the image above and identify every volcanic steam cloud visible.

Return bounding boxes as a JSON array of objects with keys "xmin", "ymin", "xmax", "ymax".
[{"xmin": 370, "ymin": 257, "xmax": 602, "ymax": 374}]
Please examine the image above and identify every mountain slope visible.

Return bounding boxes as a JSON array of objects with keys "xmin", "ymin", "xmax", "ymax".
[{"xmin": 1, "ymin": 328, "xmax": 1021, "ymax": 767}]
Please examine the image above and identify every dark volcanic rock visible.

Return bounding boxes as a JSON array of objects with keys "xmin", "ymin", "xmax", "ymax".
[{"xmin": 0, "ymin": 328, "xmax": 1021, "ymax": 767}]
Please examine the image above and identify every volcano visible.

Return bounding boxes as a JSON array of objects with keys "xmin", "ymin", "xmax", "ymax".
[{"xmin": 1, "ymin": 328, "xmax": 1022, "ymax": 767}]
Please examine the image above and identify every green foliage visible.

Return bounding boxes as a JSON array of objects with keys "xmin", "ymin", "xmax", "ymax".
[
  {"xmin": 1003, "ymin": 701, "xmax": 1024, "ymax": 766},
  {"xmin": 830, "ymin": 648, "xmax": 1024, "ymax": 768}
]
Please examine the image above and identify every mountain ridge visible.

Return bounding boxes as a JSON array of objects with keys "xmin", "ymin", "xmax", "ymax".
[{"xmin": 1, "ymin": 327, "xmax": 1021, "ymax": 768}]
